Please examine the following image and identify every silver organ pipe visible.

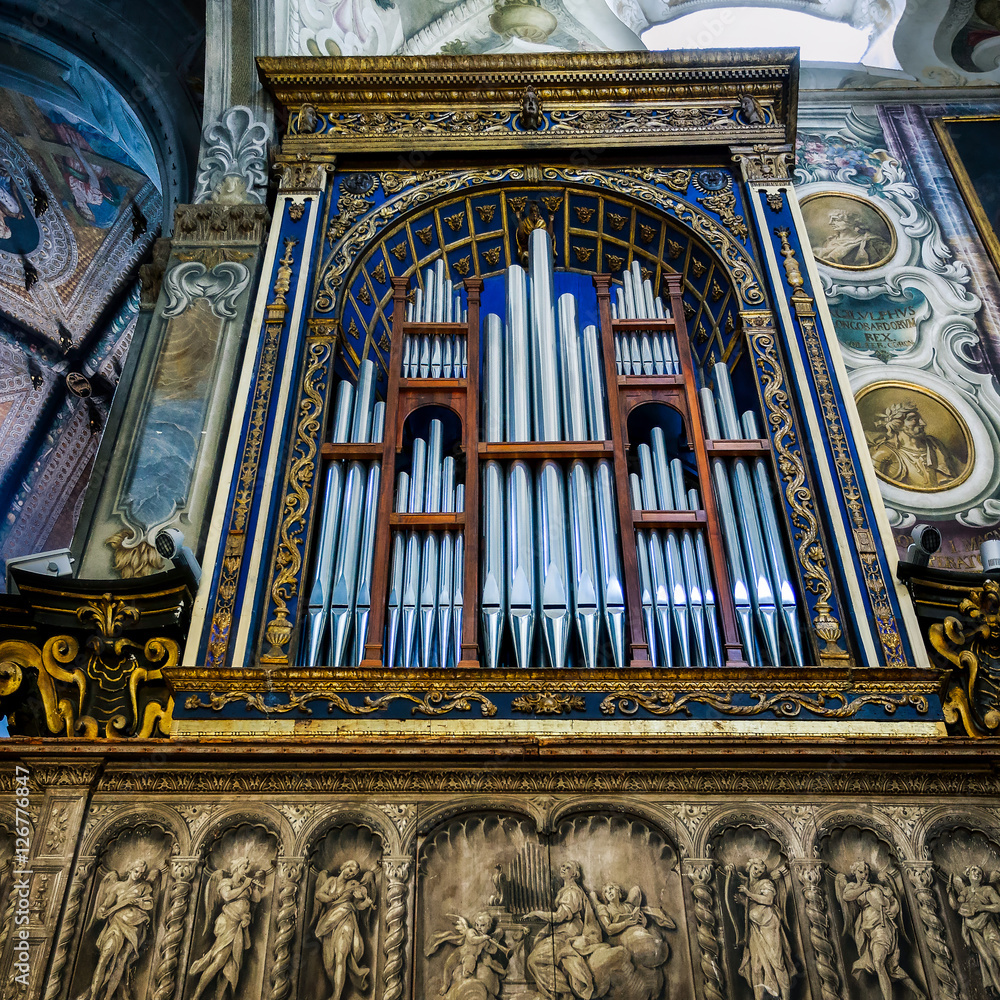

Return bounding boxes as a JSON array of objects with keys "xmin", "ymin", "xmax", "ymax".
[
  {"xmin": 386, "ymin": 473, "xmax": 408, "ymax": 668},
  {"xmin": 304, "ymin": 379, "xmax": 353, "ymax": 665},
  {"xmin": 630, "ymin": 473, "xmax": 659, "ymax": 670},
  {"xmin": 506, "ymin": 460, "xmax": 536, "ymax": 670},
  {"xmin": 529, "ymin": 229, "xmax": 562, "ymax": 442},
  {"xmin": 453, "ymin": 485, "xmax": 465, "ymax": 670},
  {"xmin": 437, "ymin": 457, "xmax": 456, "ymax": 672},
  {"xmin": 712, "ymin": 362, "xmax": 780, "ymax": 664},
  {"xmin": 403, "ymin": 264, "xmax": 468, "ymax": 381}
]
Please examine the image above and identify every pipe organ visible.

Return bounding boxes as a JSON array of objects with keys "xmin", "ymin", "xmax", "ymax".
[{"xmin": 304, "ymin": 224, "xmax": 808, "ymax": 672}]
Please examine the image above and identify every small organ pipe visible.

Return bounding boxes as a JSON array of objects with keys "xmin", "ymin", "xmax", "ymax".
[
  {"xmin": 434, "ymin": 259, "xmax": 446, "ymax": 322},
  {"xmin": 537, "ymin": 460, "xmax": 571, "ymax": 670},
  {"xmin": 351, "ymin": 359, "xmax": 376, "ymax": 443},
  {"xmin": 581, "ymin": 324, "xmax": 607, "ymax": 441},
  {"xmin": 423, "ymin": 269, "xmax": 436, "ymax": 324},
  {"xmin": 558, "ymin": 293, "xmax": 588, "ymax": 441},
  {"xmin": 426, "ymin": 419, "xmax": 443, "ymax": 514}
]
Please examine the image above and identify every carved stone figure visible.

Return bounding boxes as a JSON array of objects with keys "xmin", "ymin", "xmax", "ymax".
[
  {"xmin": 947, "ymin": 865, "xmax": 1000, "ymax": 991},
  {"xmin": 525, "ymin": 862, "xmax": 675, "ymax": 1000},
  {"xmin": 834, "ymin": 861, "xmax": 925, "ymax": 1000},
  {"xmin": 313, "ymin": 860, "xmax": 377, "ymax": 1000},
  {"xmin": 724, "ymin": 859, "xmax": 794, "ymax": 1000},
  {"xmin": 426, "ymin": 910, "xmax": 509, "ymax": 1000},
  {"xmin": 82, "ymin": 860, "xmax": 159, "ymax": 1000},
  {"xmin": 189, "ymin": 857, "xmax": 266, "ymax": 1000},
  {"xmin": 520, "ymin": 86, "xmax": 543, "ymax": 130}
]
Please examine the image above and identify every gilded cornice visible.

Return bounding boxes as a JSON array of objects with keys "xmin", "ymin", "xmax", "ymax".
[{"xmin": 256, "ymin": 51, "xmax": 798, "ymax": 152}]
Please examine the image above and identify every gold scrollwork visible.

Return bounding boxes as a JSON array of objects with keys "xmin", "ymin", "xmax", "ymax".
[
  {"xmin": 184, "ymin": 689, "xmax": 498, "ymax": 717},
  {"xmin": 697, "ymin": 188, "xmax": 748, "ymax": 241},
  {"xmin": 264, "ymin": 338, "xmax": 333, "ymax": 663},
  {"xmin": 930, "ymin": 579, "xmax": 1000, "ymax": 737},
  {"xmin": 744, "ymin": 314, "xmax": 845, "ymax": 665},
  {"xmin": 599, "ymin": 690, "xmax": 928, "ymax": 718},
  {"xmin": 511, "ymin": 693, "xmax": 586, "ymax": 715},
  {"xmin": 772, "ymin": 228, "xmax": 906, "ymax": 668}
]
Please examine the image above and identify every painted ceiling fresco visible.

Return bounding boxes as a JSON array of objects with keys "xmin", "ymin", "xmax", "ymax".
[
  {"xmin": 277, "ymin": 0, "xmax": 1000, "ymax": 88},
  {"xmin": 0, "ymin": 74, "xmax": 158, "ymax": 588}
]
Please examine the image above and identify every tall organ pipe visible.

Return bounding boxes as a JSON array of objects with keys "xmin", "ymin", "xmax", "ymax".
[
  {"xmin": 712, "ymin": 363, "xmax": 779, "ymax": 664},
  {"xmin": 670, "ymin": 458, "xmax": 708, "ymax": 667},
  {"xmin": 568, "ymin": 461, "xmax": 600, "ymax": 670},
  {"xmin": 529, "ymin": 229, "xmax": 562, "ymax": 441},
  {"xmin": 630, "ymin": 473, "xmax": 659, "ymax": 668},
  {"xmin": 689, "ymin": 487, "xmax": 723, "ymax": 668},
  {"xmin": 386, "ymin": 472, "xmax": 408, "ymax": 668},
  {"xmin": 537, "ymin": 461, "xmax": 571, "ymax": 671},
  {"xmin": 506, "ymin": 461, "xmax": 535, "ymax": 669},
  {"xmin": 401, "ymin": 436, "xmax": 427, "ymax": 669},
  {"xmin": 437, "ymin": 458, "xmax": 456, "ymax": 671},
  {"xmin": 581, "ymin": 324, "xmax": 607, "ymax": 441},
  {"xmin": 328, "ymin": 460, "xmax": 366, "ymax": 668},
  {"xmin": 638, "ymin": 445, "xmax": 674, "ymax": 666},
  {"xmin": 742, "ymin": 410, "xmax": 805, "ymax": 665},
  {"xmin": 481, "ymin": 461, "xmax": 505, "ymax": 671},
  {"xmin": 352, "ymin": 462, "xmax": 381, "ymax": 665},
  {"xmin": 304, "ymin": 380, "xmax": 354, "ymax": 665},
  {"xmin": 699, "ymin": 387, "xmax": 756, "ymax": 664},
  {"xmin": 453, "ymin": 485, "xmax": 465, "ymax": 669},
  {"xmin": 595, "ymin": 460, "xmax": 625, "ymax": 671}
]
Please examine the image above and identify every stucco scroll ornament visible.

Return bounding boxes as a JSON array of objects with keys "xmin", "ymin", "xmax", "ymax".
[
  {"xmin": 162, "ymin": 260, "xmax": 252, "ymax": 320},
  {"xmin": 193, "ymin": 106, "xmax": 271, "ymax": 205},
  {"xmin": 83, "ymin": 861, "xmax": 161, "ymax": 1000},
  {"xmin": 929, "ymin": 578, "xmax": 1000, "ymax": 737}
]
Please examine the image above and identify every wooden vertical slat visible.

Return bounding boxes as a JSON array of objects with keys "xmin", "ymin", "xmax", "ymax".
[{"xmin": 458, "ymin": 278, "xmax": 483, "ymax": 667}]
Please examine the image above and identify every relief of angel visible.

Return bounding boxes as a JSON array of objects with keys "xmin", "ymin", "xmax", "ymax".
[
  {"xmin": 425, "ymin": 910, "xmax": 509, "ymax": 1000},
  {"xmin": 80, "ymin": 860, "xmax": 159, "ymax": 1000},
  {"xmin": 724, "ymin": 859, "xmax": 794, "ymax": 1000},
  {"xmin": 834, "ymin": 861, "xmax": 926, "ymax": 1000},
  {"xmin": 189, "ymin": 856, "xmax": 266, "ymax": 1000},
  {"xmin": 313, "ymin": 860, "xmax": 377, "ymax": 1000},
  {"xmin": 947, "ymin": 864, "xmax": 1000, "ymax": 992},
  {"xmin": 590, "ymin": 882, "xmax": 676, "ymax": 972}
]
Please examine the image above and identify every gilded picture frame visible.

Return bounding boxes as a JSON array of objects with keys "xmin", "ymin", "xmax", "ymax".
[{"xmin": 799, "ymin": 190, "xmax": 898, "ymax": 271}]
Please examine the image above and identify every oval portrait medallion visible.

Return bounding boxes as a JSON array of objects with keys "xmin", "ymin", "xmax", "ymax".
[
  {"xmin": 855, "ymin": 382, "xmax": 974, "ymax": 492},
  {"xmin": 800, "ymin": 191, "xmax": 897, "ymax": 270}
]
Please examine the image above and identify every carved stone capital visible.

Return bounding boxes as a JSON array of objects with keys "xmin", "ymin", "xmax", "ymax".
[
  {"xmin": 172, "ymin": 203, "xmax": 270, "ymax": 246},
  {"xmin": 383, "ymin": 858, "xmax": 412, "ymax": 883},
  {"xmin": 168, "ymin": 857, "xmax": 199, "ymax": 881},
  {"xmin": 139, "ymin": 239, "xmax": 172, "ymax": 310},
  {"xmin": 731, "ymin": 143, "xmax": 793, "ymax": 182},
  {"xmin": 194, "ymin": 105, "xmax": 271, "ymax": 205},
  {"xmin": 277, "ymin": 156, "xmax": 332, "ymax": 194}
]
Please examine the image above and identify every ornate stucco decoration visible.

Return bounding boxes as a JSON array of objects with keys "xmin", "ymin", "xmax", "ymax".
[
  {"xmin": 0, "ymin": 570, "xmax": 193, "ymax": 738},
  {"xmin": 172, "ymin": 203, "xmax": 270, "ymax": 246},
  {"xmin": 930, "ymin": 578, "xmax": 1000, "ymax": 737},
  {"xmin": 193, "ymin": 105, "xmax": 272, "ymax": 205},
  {"xmin": 731, "ymin": 143, "xmax": 794, "ymax": 182},
  {"xmin": 258, "ymin": 51, "xmax": 796, "ymax": 154}
]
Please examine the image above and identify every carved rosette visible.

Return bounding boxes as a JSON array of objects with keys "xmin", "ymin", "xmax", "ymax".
[
  {"xmin": 791, "ymin": 860, "xmax": 841, "ymax": 1000},
  {"xmin": 682, "ymin": 860, "xmax": 725, "ymax": 1000},
  {"xmin": 382, "ymin": 859, "xmax": 411, "ymax": 1000},
  {"xmin": 268, "ymin": 859, "xmax": 305, "ymax": 1000},
  {"xmin": 903, "ymin": 863, "xmax": 958, "ymax": 1000},
  {"xmin": 151, "ymin": 858, "xmax": 198, "ymax": 1000},
  {"xmin": 43, "ymin": 859, "xmax": 94, "ymax": 1000}
]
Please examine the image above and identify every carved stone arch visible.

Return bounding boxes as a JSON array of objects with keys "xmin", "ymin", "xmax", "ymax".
[
  {"xmin": 191, "ymin": 802, "xmax": 291, "ymax": 858},
  {"xmin": 296, "ymin": 803, "xmax": 396, "ymax": 858},
  {"xmin": 810, "ymin": 806, "xmax": 912, "ymax": 862},
  {"xmin": 700, "ymin": 803, "xmax": 801, "ymax": 859},
  {"xmin": 547, "ymin": 796, "xmax": 683, "ymax": 851},
  {"xmin": 415, "ymin": 797, "xmax": 542, "ymax": 837},
  {"xmin": 918, "ymin": 805, "xmax": 1000, "ymax": 862},
  {"xmin": 82, "ymin": 803, "xmax": 188, "ymax": 859}
]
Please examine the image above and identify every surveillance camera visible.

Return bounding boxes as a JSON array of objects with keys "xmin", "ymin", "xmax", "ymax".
[
  {"xmin": 154, "ymin": 527, "xmax": 201, "ymax": 586},
  {"xmin": 906, "ymin": 523, "xmax": 941, "ymax": 568},
  {"xmin": 155, "ymin": 527, "xmax": 185, "ymax": 559}
]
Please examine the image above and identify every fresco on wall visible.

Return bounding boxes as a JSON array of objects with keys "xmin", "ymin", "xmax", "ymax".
[{"xmin": 795, "ymin": 109, "xmax": 1000, "ymax": 572}]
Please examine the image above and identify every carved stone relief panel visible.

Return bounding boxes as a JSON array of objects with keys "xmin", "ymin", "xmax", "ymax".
[
  {"xmin": 184, "ymin": 822, "xmax": 278, "ymax": 1000},
  {"xmin": 298, "ymin": 822, "xmax": 383, "ymax": 1000},
  {"xmin": 417, "ymin": 810, "xmax": 696, "ymax": 1000},
  {"xmin": 67, "ymin": 824, "xmax": 173, "ymax": 1000},
  {"xmin": 929, "ymin": 825, "xmax": 1000, "ymax": 998},
  {"xmin": 819, "ymin": 825, "xmax": 929, "ymax": 1000},
  {"xmin": 709, "ymin": 823, "xmax": 805, "ymax": 1000}
]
